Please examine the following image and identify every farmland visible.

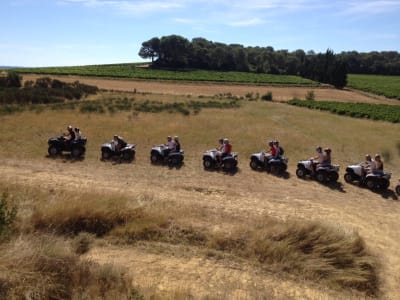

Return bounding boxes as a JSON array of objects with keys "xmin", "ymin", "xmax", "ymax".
[
  {"xmin": 287, "ymin": 99, "xmax": 400, "ymax": 123},
  {"xmin": 1, "ymin": 69, "xmax": 400, "ymax": 299},
  {"xmin": 11, "ymin": 63, "xmax": 318, "ymax": 85},
  {"xmin": 347, "ymin": 74, "xmax": 400, "ymax": 100}
]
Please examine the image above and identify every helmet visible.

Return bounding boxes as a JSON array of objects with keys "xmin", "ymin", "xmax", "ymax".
[
  {"xmin": 316, "ymin": 146, "xmax": 322, "ymax": 152},
  {"xmin": 219, "ymin": 138, "xmax": 223, "ymax": 144},
  {"xmin": 268, "ymin": 140, "xmax": 274, "ymax": 147},
  {"xmin": 74, "ymin": 127, "xmax": 79, "ymax": 132},
  {"xmin": 223, "ymin": 138, "xmax": 229, "ymax": 143},
  {"xmin": 67, "ymin": 125, "xmax": 72, "ymax": 130},
  {"xmin": 273, "ymin": 140, "xmax": 279, "ymax": 145},
  {"xmin": 324, "ymin": 148, "xmax": 331, "ymax": 153},
  {"xmin": 174, "ymin": 136, "xmax": 179, "ymax": 141}
]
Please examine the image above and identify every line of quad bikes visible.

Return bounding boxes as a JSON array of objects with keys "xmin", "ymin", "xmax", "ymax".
[{"xmin": 47, "ymin": 135, "xmax": 400, "ymax": 196}]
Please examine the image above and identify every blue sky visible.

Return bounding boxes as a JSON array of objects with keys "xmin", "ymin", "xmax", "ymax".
[{"xmin": 1, "ymin": 0, "xmax": 399, "ymax": 67}]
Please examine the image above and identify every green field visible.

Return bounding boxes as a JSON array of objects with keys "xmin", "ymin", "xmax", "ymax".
[
  {"xmin": 10, "ymin": 63, "xmax": 318, "ymax": 85},
  {"xmin": 348, "ymin": 74, "xmax": 400, "ymax": 100},
  {"xmin": 287, "ymin": 99, "xmax": 400, "ymax": 123}
]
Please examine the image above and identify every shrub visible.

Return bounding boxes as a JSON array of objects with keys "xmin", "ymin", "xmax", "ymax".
[
  {"xmin": 305, "ymin": 90, "xmax": 315, "ymax": 101},
  {"xmin": 261, "ymin": 91, "xmax": 273, "ymax": 101}
]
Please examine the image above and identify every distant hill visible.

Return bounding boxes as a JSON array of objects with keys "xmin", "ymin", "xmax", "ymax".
[{"xmin": 0, "ymin": 66, "xmax": 22, "ymax": 69}]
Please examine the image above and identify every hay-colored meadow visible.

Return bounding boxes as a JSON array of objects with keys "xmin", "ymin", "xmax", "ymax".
[{"xmin": 1, "ymin": 78, "xmax": 400, "ymax": 299}]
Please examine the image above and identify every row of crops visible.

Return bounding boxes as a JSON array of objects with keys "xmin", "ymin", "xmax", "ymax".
[
  {"xmin": 12, "ymin": 64, "xmax": 317, "ymax": 85},
  {"xmin": 287, "ymin": 99, "xmax": 400, "ymax": 123},
  {"xmin": 347, "ymin": 74, "xmax": 400, "ymax": 100}
]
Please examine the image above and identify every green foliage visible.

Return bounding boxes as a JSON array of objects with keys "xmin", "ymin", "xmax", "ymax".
[
  {"xmin": 305, "ymin": 90, "xmax": 315, "ymax": 101},
  {"xmin": 0, "ymin": 77, "xmax": 98, "ymax": 106},
  {"xmin": 13, "ymin": 64, "xmax": 317, "ymax": 85},
  {"xmin": 287, "ymin": 99, "xmax": 400, "ymax": 123},
  {"xmin": 0, "ymin": 72, "xmax": 22, "ymax": 88},
  {"xmin": 0, "ymin": 191, "xmax": 17, "ymax": 239},
  {"xmin": 348, "ymin": 74, "xmax": 400, "ymax": 100},
  {"xmin": 261, "ymin": 91, "xmax": 273, "ymax": 101}
]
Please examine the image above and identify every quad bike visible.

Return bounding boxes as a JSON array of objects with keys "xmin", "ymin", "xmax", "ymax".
[
  {"xmin": 203, "ymin": 149, "xmax": 238, "ymax": 172},
  {"xmin": 101, "ymin": 140, "xmax": 136, "ymax": 162},
  {"xmin": 344, "ymin": 163, "xmax": 391, "ymax": 191},
  {"xmin": 150, "ymin": 145, "xmax": 184, "ymax": 166},
  {"xmin": 249, "ymin": 151, "xmax": 288, "ymax": 175},
  {"xmin": 296, "ymin": 159, "xmax": 339, "ymax": 183},
  {"xmin": 48, "ymin": 136, "xmax": 87, "ymax": 158}
]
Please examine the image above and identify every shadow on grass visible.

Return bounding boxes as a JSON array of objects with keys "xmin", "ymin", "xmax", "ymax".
[{"xmin": 46, "ymin": 154, "xmax": 85, "ymax": 163}]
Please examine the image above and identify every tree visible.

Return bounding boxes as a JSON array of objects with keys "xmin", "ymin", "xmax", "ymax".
[
  {"xmin": 138, "ymin": 37, "xmax": 160, "ymax": 62},
  {"xmin": 158, "ymin": 35, "xmax": 190, "ymax": 67},
  {"xmin": 5, "ymin": 72, "xmax": 22, "ymax": 88}
]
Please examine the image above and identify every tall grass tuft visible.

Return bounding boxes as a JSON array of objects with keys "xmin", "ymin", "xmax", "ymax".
[
  {"xmin": 0, "ymin": 235, "xmax": 139, "ymax": 299},
  {"xmin": 31, "ymin": 195, "xmax": 142, "ymax": 237}
]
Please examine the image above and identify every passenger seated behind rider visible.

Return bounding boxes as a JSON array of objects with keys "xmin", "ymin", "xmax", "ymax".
[
  {"xmin": 267, "ymin": 140, "xmax": 277, "ymax": 160},
  {"xmin": 273, "ymin": 140, "xmax": 284, "ymax": 158},
  {"xmin": 113, "ymin": 135, "xmax": 127, "ymax": 153},
  {"xmin": 74, "ymin": 127, "xmax": 83, "ymax": 140},
  {"xmin": 322, "ymin": 148, "xmax": 332, "ymax": 166},
  {"xmin": 64, "ymin": 125, "xmax": 76, "ymax": 143},
  {"xmin": 371, "ymin": 154, "xmax": 384, "ymax": 175},
  {"xmin": 172, "ymin": 136, "xmax": 180, "ymax": 153}
]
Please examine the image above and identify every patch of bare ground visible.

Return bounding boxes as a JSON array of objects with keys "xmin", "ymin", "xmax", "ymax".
[{"xmin": 22, "ymin": 74, "xmax": 400, "ymax": 105}]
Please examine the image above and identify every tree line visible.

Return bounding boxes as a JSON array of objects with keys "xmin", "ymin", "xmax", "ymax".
[{"xmin": 139, "ymin": 35, "xmax": 399, "ymax": 88}]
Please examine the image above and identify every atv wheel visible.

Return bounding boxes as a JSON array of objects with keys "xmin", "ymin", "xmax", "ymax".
[
  {"xmin": 379, "ymin": 179, "xmax": 390, "ymax": 191},
  {"xmin": 344, "ymin": 172, "xmax": 354, "ymax": 183},
  {"xmin": 122, "ymin": 151, "xmax": 133, "ymax": 162},
  {"xmin": 203, "ymin": 157, "xmax": 214, "ymax": 169},
  {"xmin": 101, "ymin": 149, "xmax": 112, "ymax": 160},
  {"xmin": 48, "ymin": 146, "xmax": 59, "ymax": 157},
  {"xmin": 223, "ymin": 160, "xmax": 234, "ymax": 171},
  {"xmin": 169, "ymin": 156, "xmax": 180, "ymax": 167},
  {"xmin": 395, "ymin": 185, "xmax": 400, "ymax": 196},
  {"xmin": 71, "ymin": 147, "xmax": 83, "ymax": 158},
  {"xmin": 249, "ymin": 159, "xmax": 259, "ymax": 170},
  {"xmin": 295, "ymin": 167, "xmax": 306, "ymax": 178},
  {"xmin": 269, "ymin": 164, "xmax": 278, "ymax": 174},
  {"xmin": 329, "ymin": 172, "xmax": 339, "ymax": 182},
  {"xmin": 150, "ymin": 152, "xmax": 161, "ymax": 164},
  {"xmin": 316, "ymin": 171, "xmax": 327, "ymax": 183},
  {"xmin": 365, "ymin": 178, "xmax": 375, "ymax": 190}
]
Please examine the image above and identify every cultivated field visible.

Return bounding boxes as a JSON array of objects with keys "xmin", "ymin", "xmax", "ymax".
[{"xmin": 1, "ymin": 77, "xmax": 400, "ymax": 299}]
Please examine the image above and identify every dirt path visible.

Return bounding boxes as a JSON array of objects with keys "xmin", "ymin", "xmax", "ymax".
[
  {"xmin": 22, "ymin": 74, "xmax": 400, "ymax": 105},
  {"xmin": 2, "ymin": 157, "xmax": 399, "ymax": 299}
]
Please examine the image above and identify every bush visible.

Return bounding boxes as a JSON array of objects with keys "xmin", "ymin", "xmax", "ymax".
[
  {"xmin": 261, "ymin": 91, "xmax": 273, "ymax": 101},
  {"xmin": 305, "ymin": 90, "xmax": 315, "ymax": 101}
]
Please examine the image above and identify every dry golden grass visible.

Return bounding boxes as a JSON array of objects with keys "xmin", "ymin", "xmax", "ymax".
[{"xmin": 0, "ymin": 234, "xmax": 137, "ymax": 299}]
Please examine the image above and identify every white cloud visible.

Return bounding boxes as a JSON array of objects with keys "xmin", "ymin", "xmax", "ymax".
[
  {"xmin": 340, "ymin": 0, "xmax": 400, "ymax": 16},
  {"xmin": 228, "ymin": 18, "xmax": 267, "ymax": 27},
  {"xmin": 59, "ymin": 0, "xmax": 183, "ymax": 14}
]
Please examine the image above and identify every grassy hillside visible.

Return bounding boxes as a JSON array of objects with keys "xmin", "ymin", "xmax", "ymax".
[
  {"xmin": 348, "ymin": 74, "xmax": 400, "ymax": 100},
  {"xmin": 1, "ymin": 90, "xmax": 400, "ymax": 298},
  {"xmin": 10, "ymin": 63, "xmax": 318, "ymax": 85}
]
